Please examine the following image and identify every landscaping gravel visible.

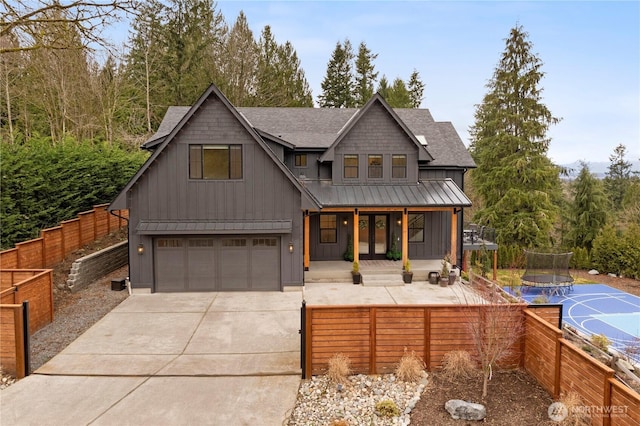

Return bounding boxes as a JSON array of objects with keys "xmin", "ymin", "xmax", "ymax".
[{"xmin": 287, "ymin": 373, "xmax": 427, "ymax": 426}]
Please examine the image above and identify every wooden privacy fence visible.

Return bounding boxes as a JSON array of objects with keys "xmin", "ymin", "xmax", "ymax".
[
  {"xmin": 303, "ymin": 304, "xmax": 639, "ymax": 426},
  {"xmin": 1, "ymin": 269, "xmax": 53, "ymax": 378},
  {"xmin": 524, "ymin": 310, "xmax": 640, "ymax": 426},
  {"xmin": 0, "ymin": 204, "xmax": 128, "ymax": 269}
]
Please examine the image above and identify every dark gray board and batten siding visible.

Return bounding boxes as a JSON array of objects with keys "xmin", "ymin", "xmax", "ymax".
[{"xmin": 126, "ymin": 96, "xmax": 305, "ymax": 291}]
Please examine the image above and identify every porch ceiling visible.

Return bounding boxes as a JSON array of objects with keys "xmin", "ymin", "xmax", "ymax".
[{"xmin": 303, "ymin": 178, "xmax": 471, "ymax": 208}]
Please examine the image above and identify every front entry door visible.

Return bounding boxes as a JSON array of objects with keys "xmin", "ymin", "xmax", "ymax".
[{"xmin": 358, "ymin": 215, "xmax": 388, "ymax": 259}]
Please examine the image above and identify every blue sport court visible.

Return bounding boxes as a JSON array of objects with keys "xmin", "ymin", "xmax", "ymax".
[{"xmin": 505, "ymin": 284, "xmax": 640, "ymax": 361}]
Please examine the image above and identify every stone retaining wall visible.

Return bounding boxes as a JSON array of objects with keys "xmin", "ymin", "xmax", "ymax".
[{"xmin": 65, "ymin": 241, "xmax": 128, "ymax": 292}]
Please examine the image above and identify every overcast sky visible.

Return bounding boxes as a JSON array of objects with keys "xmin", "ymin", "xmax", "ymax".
[
  {"xmin": 112, "ymin": 1, "xmax": 639, "ymax": 165},
  {"xmin": 209, "ymin": 1, "xmax": 639, "ymax": 165}
]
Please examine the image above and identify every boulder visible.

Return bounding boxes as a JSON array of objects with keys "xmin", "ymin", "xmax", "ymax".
[
  {"xmin": 588, "ymin": 269, "xmax": 599, "ymax": 275},
  {"xmin": 445, "ymin": 399, "xmax": 486, "ymax": 421}
]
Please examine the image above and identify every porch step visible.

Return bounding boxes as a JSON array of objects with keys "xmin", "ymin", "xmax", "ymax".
[
  {"xmin": 361, "ymin": 273, "xmax": 405, "ymax": 287},
  {"xmin": 304, "ymin": 270, "xmax": 352, "ymax": 283}
]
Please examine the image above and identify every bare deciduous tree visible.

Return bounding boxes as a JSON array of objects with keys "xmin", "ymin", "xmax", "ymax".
[{"xmin": 1, "ymin": 0, "xmax": 137, "ymax": 54}]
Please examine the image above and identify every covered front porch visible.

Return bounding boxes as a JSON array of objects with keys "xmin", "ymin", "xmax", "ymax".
[{"xmin": 304, "ymin": 259, "xmax": 446, "ymax": 285}]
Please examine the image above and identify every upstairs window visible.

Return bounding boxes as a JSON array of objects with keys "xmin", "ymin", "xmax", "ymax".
[
  {"xmin": 368, "ymin": 154, "xmax": 383, "ymax": 178},
  {"xmin": 320, "ymin": 214, "xmax": 337, "ymax": 243},
  {"xmin": 344, "ymin": 154, "xmax": 358, "ymax": 179},
  {"xmin": 189, "ymin": 145, "xmax": 242, "ymax": 180},
  {"xmin": 294, "ymin": 154, "xmax": 307, "ymax": 167},
  {"xmin": 392, "ymin": 155, "xmax": 407, "ymax": 179}
]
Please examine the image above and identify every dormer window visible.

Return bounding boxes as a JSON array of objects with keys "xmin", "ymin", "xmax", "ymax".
[
  {"xmin": 344, "ymin": 154, "xmax": 358, "ymax": 178},
  {"xmin": 392, "ymin": 155, "xmax": 407, "ymax": 179},
  {"xmin": 295, "ymin": 154, "xmax": 307, "ymax": 167},
  {"xmin": 368, "ymin": 155, "xmax": 383, "ymax": 179}
]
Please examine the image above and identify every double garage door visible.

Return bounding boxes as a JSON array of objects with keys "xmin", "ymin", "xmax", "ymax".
[{"xmin": 154, "ymin": 236, "xmax": 280, "ymax": 292}]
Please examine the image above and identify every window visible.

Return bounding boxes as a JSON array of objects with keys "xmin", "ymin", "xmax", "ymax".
[
  {"xmin": 344, "ymin": 155, "xmax": 358, "ymax": 179},
  {"xmin": 392, "ymin": 155, "xmax": 407, "ymax": 179},
  {"xmin": 368, "ymin": 155, "xmax": 383, "ymax": 178},
  {"xmin": 157, "ymin": 239, "xmax": 183, "ymax": 248},
  {"xmin": 294, "ymin": 154, "xmax": 307, "ymax": 167},
  {"xmin": 408, "ymin": 214, "xmax": 424, "ymax": 242},
  {"xmin": 189, "ymin": 239, "xmax": 214, "ymax": 247},
  {"xmin": 320, "ymin": 214, "xmax": 337, "ymax": 243},
  {"xmin": 189, "ymin": 145, "xmax": 242, "ymax": 179},
  {"xmin": 253, "ymin": 238, "xmax": 277, "ymax": 247},
  {"xmin": 222, "ymin": 238, "xmax": 247, "ymax": 247}
]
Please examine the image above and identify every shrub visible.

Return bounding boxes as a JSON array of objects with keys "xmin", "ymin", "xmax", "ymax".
[
  {"xmin": 326, "ymin": 353, "xmax": 352, "ymax": 384},
  {"xmin": 558, "ymin": 391, "xmax": 590, "ymax": 426},
  {"xmin": 374, "ymin": 399, "xmax": 400, "ymax": 417},
  {"xmin": 531, "ymin": 294, "xmax": 550, "ymax": 304},
  {"xmin": 591, "ymin": 224, "xmax": 640, "ymax": 279},
  {"xmin": 440, "ymin": 350, "xmax": 477, "ymax": 380},
  {"xmin": 589, "ymin": 333, "xmax": 611, "ymax": 352},
  {"xmin": 570, "ymin": 247, "xmax": 590, "ymax": 270},
  {"xmin": 395, "ymin": 349, "xmax": 425, "ymax": 382}
]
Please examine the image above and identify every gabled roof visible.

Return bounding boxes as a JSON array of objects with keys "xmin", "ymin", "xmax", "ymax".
[
  {"xmin": 318, "ymin": 93, "xmax": 433, "ymax": 163},
  {"xmin": 109, "ymin": 84, "xmax": 320, "ymax": 211},
  {"xmin": 141, "ymin": 98, "xmax": 476, "ymax": 168}
]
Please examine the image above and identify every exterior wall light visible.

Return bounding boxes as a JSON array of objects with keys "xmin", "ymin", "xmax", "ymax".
[
  {"xmin": 343, "ymin": 219, "xmax": 348, "ymax": 226},
  {"xmin": 137, "ymin": 243, "xmax": 144, "ymax": 255},
  {"xmin": 396, "ymin": 219, "xmax": 402, "ymax": 226},
  {"xmin": 288, "ymin": 242, "xmax": 294, "ymax": 253}
]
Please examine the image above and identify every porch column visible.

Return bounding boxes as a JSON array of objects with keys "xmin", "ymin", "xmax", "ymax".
[
  {"xmin": 353, "ymin": 209, "xmax": 359, "ymax": 264},
  {"xmin": 401, "ymin": 209, "xmax": 408, "ymax": 266},
  {"xmin": 304, "ymin": 213, "xmax": 310, "ymax": 271},
  {"xmin": 450, "ymin": 208, "xmax": 458, "ymax": 267}
]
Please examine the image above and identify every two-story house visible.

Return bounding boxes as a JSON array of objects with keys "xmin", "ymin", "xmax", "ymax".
[{"xmin": 109, "ymin": 84, "xmax": 475, "ymax": 292}]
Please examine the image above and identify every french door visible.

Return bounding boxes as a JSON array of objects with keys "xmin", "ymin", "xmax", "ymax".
[{"xmin": 358, "ymin": 215, "xmax": 388, "ymax": 260}]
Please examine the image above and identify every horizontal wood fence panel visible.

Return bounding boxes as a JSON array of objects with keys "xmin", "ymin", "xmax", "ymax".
[
  {"xmin": 523, "ymin": 310, "xmax": 563, "ymax": 396},
  {"xmin": 610, "ymin": 379, "xmax": 640, "ymax": 426},
  {"xmin": 1, "ymin": 249, "xmax": 18, "ymax": 269},
  {"xmin": 61, "ymin": 220, "xmax": 81, "ymax": 253},
  {"xmin": 1, "ymin": 270, "xmax": 39, "ymax": 288},
  {"xmin": 16, "ymin": 239, "xmax": 43, "ymax": 269},
  {"xmin": 12, "ymin": 270, "xmax": 54, "ymax": 333},
  {"xmin": 0, "ymin": 304, "xmax": 25, "ymax": 379},
  {"xmin": 41, "ymin": 227, "xmax": 63, "ymax": 268}
]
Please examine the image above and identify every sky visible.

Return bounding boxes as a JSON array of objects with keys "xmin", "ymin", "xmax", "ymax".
[{"xmin": 113, "ymin": 1, "xmax": 640, "ymax": 165}]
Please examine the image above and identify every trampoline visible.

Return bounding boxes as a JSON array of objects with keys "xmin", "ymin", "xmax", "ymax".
[{"xmin": 521, "ymin": 250, "xmax": 574, "ymax": 296}]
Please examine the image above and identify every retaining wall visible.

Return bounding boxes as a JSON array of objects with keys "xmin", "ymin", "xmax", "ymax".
[{"xmin": 66, "ymin": 241, "xmax": 128, "ymax": 292}]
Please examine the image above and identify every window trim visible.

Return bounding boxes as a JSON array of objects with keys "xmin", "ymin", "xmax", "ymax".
[
  {"xmin": 408, "ymin": 213, "xmax": 425, "ymax": 243},
  {"xmin": 319, "ymin": 214, "xmax": 337, "ymax": 244},
  {"xmin": 392, "ymin": 154, "xmax": 407, "ymax": 179},
  {"xmin": 189, "ymin": 144, "xmax": 243, "ymax": 180},
  {"xmin": 344, "ymin": 154, "xmax": 359, "ymax": 179},
  {"xmin": 294, "ymin": 154, "xmax": 307, "ymax": 168},
  {"xmin": 368, "ymin": 154, "xmax": 383, "ymax": 179}
]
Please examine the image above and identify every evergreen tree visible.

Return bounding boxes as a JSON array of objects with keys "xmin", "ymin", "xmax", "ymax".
[
  {"xmin": 407, "ymin": 69, "xmax": 425, "ymax": 108},
  {"xmin": 353, "ymin": 41, "xmax": 378, "ymax": 107},
  {"xmin": 570, "ymin": 162, "xmax": 608, "ymax": 251},
  {"xmin": 318, "ymin": 39, "xmax": 355, "ymax": 108},
  {"xmin": 377, "ymin": 75, "xmax": 390, "ymax": 100},
  {"xmin": 220, "ymin": 11, "xmax": 258, "ymax": 106},
  {"xmin": 386, "ymin": 77, "xmax": 412, "ymax": 108},
  {"xmin": 254, "ymin": 26, "xmax": 312, "ymax": 106},
  {"xmin": 604, "ymin": 144, "xmax": 632, "ymax": 210},
  {"xmin": 469, "ymin": 25, "xmax": 561, "ymax": 248}
]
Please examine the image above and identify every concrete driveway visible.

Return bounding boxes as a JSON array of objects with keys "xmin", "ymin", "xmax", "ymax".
[{"xmin": 1, "ymin": 291, "xmax": 304, "ymax": 426}]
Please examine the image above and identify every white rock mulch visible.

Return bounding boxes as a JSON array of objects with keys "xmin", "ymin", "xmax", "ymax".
[{"xmin": 287, "ymin": 373, "xmax": 428, "ymax": 426}]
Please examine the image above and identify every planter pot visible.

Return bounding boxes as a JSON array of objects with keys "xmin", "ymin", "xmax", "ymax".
[
  {"xmin": 428, "ymin": 272, "xmax": 440, "ymax": 285},
  {"xmin": 402, "ymin": 272, "xmax": 413, "ymax": 284},
  {"xmin": 352, "ymin": 272, "xmax": 361, "ymax": 285},
  {"xmin": 439, "ymin": 278, "xmax": 449, "ymax": 287},
  {"xmin": 448, "ymin": 272, "xmax": 456, "ymax": 285}
]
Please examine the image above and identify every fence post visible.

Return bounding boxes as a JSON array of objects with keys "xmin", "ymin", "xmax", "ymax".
[
  {"xmin": 300, "ymin": 300, "xmax": 306, "ymax": 379},
  {"xmin": 369, "ymin": 307, "xmax": 377, "ymax": 374},
  {"xmin": 554, "ymin": 336, "xmax": 562, "ymax": 398},
  {"xmin": 22, "ymin": 300, "xmax": 30, "ymax": 377}
]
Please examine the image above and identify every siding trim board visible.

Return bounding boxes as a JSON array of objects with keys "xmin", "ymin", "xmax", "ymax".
[{"xmin": 137, "ymin": 220, "xmax": 293, "ymax": 234}]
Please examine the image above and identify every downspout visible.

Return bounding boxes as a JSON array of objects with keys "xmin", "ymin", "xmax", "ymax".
[{"xmin": 108, "ymin": 208, "xmax": 131, "ymax": 294}]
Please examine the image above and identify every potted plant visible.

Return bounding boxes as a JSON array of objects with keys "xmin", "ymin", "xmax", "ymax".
[
  {"xmin": 343, "ymin": 234, "xmax": 354, "ymax": 262},
  {"xmin": 352, "ymin": 261, "xmax": 361, "ymax": 285},
  {"xmin": 440, "ymin": 254, "xmax": 450, "ymax": 287},
  {"xmin": 402, "ymin": 259, "xmax": 413, "ymax": 284}
]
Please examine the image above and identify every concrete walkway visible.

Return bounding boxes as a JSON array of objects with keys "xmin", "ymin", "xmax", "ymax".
[{"xmin": 0, "ymin": 281, "xmax": 472, "ymax": 425}]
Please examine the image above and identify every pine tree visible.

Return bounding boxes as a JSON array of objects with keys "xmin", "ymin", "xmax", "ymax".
[
  {"xmin": 377, "ymin": 75, "xmax": 390, "ymax": 100},
  {"xmin": 469, "ymin": 25, "xmax": 561, "ymax": 248},
  {"xmin": 407, "ymin": 69, "xmax": 425, "ymax": 108},
  {"xmin": 386, "ymin": 77, "xmax": 412, "ymax": 108},
  {"xmin": 570, "ymin": 162, "xmax": 608, "ymax": 251},
  {"xmin": 604, "ymin": 144, "xmax": 633, "ymax": 210},
  {"xmin": 318, "ymin": 39, "xmax": 355, "ymax": 108},
  {"xmin": 220, "ymin": 11, "xmax": 258, "ymax": 106},
  {"xmin": 353, "ymin": 41, "xmax": 378, "ymax": 107}
]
